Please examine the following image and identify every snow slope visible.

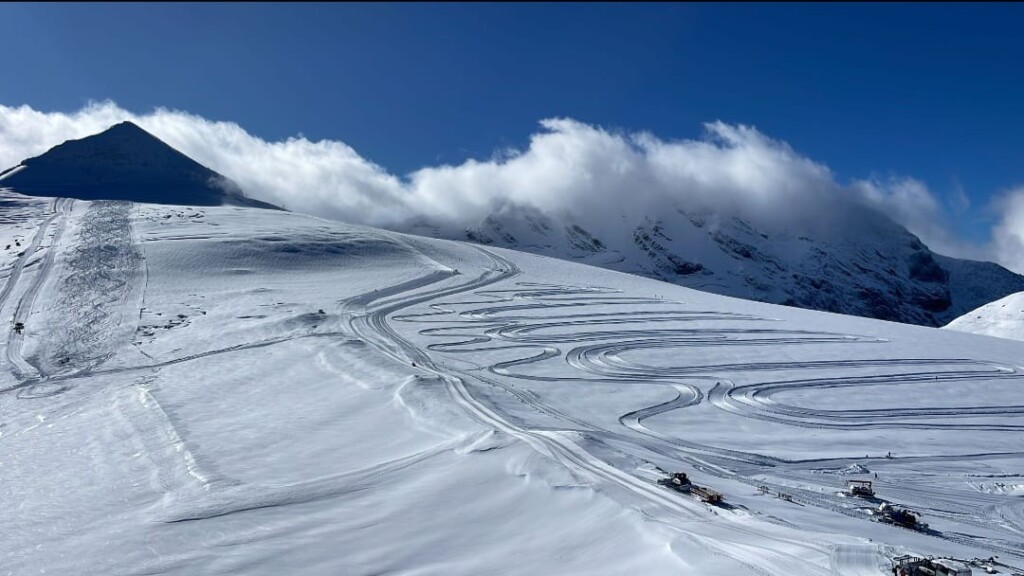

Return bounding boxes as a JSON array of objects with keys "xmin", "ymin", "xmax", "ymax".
[
  {"xmin": 945, "ymin": 290, "xmax": 1024, "ymax": 341},
  {"xmin": 2, "ymin": 189, "xmax": 1024, "ymax": 575},
  {"xmin": 0, "ymin": 122, "xmax": 277, "ymax": 209},
  {"xmin": 414, "ymin": 201, "xmax": 1024, "ymax": 328}
]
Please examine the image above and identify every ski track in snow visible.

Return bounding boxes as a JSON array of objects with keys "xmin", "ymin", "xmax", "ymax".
[
  {"xmin": 4, "ymin": 199, "xmax": 1024, "ymax": 574},
  {"xmin": 367, "ymin": 248, "xmax": 1024, "ymax": 565},
  {"xmin": 1, "ymin": 198, "xmax": 73, "ymax": 384},
  {"xmin": 341, "ymin": 246, "xmax": 830, "ymax": 575}
]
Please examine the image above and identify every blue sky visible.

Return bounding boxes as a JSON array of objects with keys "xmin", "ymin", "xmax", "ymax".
[{"xmin": 2, "ymin": 3, "xmax": 1022, "ymax": 246}]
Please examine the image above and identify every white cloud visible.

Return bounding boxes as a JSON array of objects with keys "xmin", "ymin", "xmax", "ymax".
[
  {"xmin": 0, "ymin": 102, "xmax": 128, "ymax": 165},
  {"xmin": 849, "ymin": 176, "xmax": 976, "ymax": 260},
  {"xmin": 0, "ymin": 101, "xmax": 410, "ymax": 227},
  {"xmin": 992, "ymin": 188, "xmax": 1024, "ymax": 274},
  {"xmin": 1, "ymin": 101, "xmax": 1021, "ymax": 273},
  {"xmin": 406, "ymin": 118, "xmax": 844, "ymax": 237}
]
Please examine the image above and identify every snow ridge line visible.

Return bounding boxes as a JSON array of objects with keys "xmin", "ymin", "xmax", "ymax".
[{"xmin": 133, "ymin": 384, "xmax": 215, "ymax": 490}]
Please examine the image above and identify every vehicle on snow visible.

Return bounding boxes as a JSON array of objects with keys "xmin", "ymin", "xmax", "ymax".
[
  {"xmin": 658, "ymin": 471, "xmax": 723, "ymax": 504},
  {"xmin": 891, "ymin": 555, "xmax": 971, "ymax": 575},
  {"xmin": 847, "ymin": 479, "xmax": 875, "ymax": 498},
  {"xmin": 658, "ymin": 472, "xmax": 691, "ymax": 493},
  {"xmin": 874, "ymin": 503, "xmax": 928, "ymax": 531}
]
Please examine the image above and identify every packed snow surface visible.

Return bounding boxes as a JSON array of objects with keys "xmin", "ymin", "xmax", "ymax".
[
  {"xmin": 2, "ymin": 189, "xmax": 1024, "ymax": 575},
  {"xmin": 946, "ymin": 291, "xmax": 1024, "ymax": 342}
]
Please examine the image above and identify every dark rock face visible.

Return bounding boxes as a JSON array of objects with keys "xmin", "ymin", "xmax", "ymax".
[{"xmin": 907, "ymin": 250, "xmax": 948, "ymax": 284}]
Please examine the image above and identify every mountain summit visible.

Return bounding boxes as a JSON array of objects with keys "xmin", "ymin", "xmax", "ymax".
[{"xmin": 0, "ymin": 121, "xmax": 276, "ymax": 208}]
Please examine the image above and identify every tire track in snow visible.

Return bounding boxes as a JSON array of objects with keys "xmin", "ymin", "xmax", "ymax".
[
  {"xmin": 3, "ymin": 198, "xmax": 73, "ymax": 381},
  {"xmin": 383, "ymin": 272, "xmax": 1024, "ymax": 561},
  {"xmin": 340, "ymin": 247, "xmax": 846, "ymax": 575},
  {"xmin": 0, "ymin": 200, "xmax": 59, "ymax": 311}
]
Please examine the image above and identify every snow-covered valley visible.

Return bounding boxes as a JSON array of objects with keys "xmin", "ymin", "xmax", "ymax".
[{"xmin": 2, "ymin": 189, "xmax": 1024, "ymax": 575}]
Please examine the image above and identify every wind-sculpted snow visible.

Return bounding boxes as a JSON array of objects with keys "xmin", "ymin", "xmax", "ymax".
[{"xmin": 3, "ymin": 200, "xmax": 1024, "ymax": 575}]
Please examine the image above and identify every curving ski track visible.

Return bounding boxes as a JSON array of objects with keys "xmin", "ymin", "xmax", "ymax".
[
  {"xmin": 5, "ymin": 212, "xmax": 1021, "ymax": 567},
  {"xmin": 338, "ymin": 243, "xmax": 846, "ymax": 574},
  {"xmin": 366, "ymin": 252, "xmax": 1024, "ymax": 562}
]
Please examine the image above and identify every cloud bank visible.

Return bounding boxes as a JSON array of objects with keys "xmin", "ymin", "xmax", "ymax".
[
  {"xmin": 993, "ymin": 188, "xmax": 1024, "ymax": 274},
  {"xmin": 2, "ymin": 101, "xmax": 1021, "ymax": 273}
]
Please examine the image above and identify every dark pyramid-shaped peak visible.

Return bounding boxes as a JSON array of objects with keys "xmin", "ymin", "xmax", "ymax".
[
  {"xmin": 101, "ymin": 120, "xmax": 167, "ymax": 143},
  {"xmin": 113, "ymin": 120, "xmax": 144, "ymax": 130},
  {"xmin": 0, "ymin": 121, "xmax": 278, "ymax": 209}
]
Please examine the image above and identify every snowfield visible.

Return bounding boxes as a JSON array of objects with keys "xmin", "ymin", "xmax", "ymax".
[
  {"xmin": 2, "ymin": 189, "xmax": 1024, "ymax": 575},
  {"xmin": 946, "ymin": 291, "xmax": 1024, "ymax": 342}
]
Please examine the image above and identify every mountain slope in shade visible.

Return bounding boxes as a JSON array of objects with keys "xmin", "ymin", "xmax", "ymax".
[
  {"xmin": 0, "ymin": 121, "xmax": 277, "ymax": 209},
  {"xmin": 944, "ymin": 290, "xmax": 1024, "ymax": 341},
  {"xmin": 418, "ymin": 201, "xmax": 1024, "ymax": 328}
]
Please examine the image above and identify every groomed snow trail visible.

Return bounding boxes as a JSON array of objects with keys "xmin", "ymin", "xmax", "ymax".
[
  {"xmin": 335, "ymin": 244, "xmax": 885, "ymax": 574},
  {"xmin": 1, "ymin": 198, "xmax": 72, "ymax": 382},
  {"xmin": 4, "ymin": 201, "xmax": 1024, "ymax": 575},
  {"xmin": 365, "ymin": 241, "xmax": 1024, "ymax": 570}
]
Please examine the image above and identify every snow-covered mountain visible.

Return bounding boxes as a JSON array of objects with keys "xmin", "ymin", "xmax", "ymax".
[
  {"xmin": 945, "ymin": 290, "xmax": 1024, "ymax": 341},
  {"xmin": 3, "ymin": 187, "xmax": 1024, "ymax": 575},
  {"xmin": 7, "ymin": 122, "xmax": 1019, "ymax": 328},
  {"xmin": 4, "ymin": 129, "xmax": 1024, "ymax": 574},
  {"xmin": 0, "ymin": 121, "xmax": 277, "ymax": 208},
  {"xmin": 414, "ymin": 201, "xmax": 1024, "ymax": 327}
]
